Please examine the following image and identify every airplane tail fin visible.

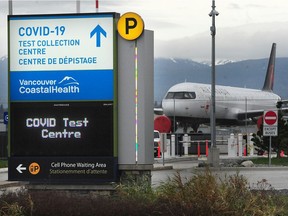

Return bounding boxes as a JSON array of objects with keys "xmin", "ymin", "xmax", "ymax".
[{"xmin": 262, "ymin": 43, "xmax": 276, "ymax": 91}]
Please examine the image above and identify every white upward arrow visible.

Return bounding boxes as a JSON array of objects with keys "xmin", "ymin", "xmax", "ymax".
[{"xmin": 16, "ymin": 164, "xmax": 26, "ymax": 174}]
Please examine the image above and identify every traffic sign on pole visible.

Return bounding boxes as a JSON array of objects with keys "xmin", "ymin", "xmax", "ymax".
[
  {"xmin": 263, "ymin": 110, "xmax": 278, "ymax": 166},
  {"xmin": 264, "ymin": 110, "xmax": 278, "ymax": 126},
  {"xmin": 263, "ymin": 110, "xmax": 278, "ymax": 136}
]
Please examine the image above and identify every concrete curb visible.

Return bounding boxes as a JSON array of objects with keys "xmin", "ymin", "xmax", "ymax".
[
  {"xmin": 199, "ymin": 166, "xmax": 288, "ymax": 171},
  {"xmin": 152, "ymin": 165, "xmax": 173, "ymax": 171},
  {"xmin": 154, "ymin": 156, "xmax": 198, "ymax": 164},
  {"xmin": 0, "ymin": 168, "xmax": 8, "ymax": 173},
  {"xmin": 0, "ymin": 168, "xmax": 26, "ymax": 189},
  {"xmin": 0, "ymin": 181, "xmax": 26, "ymax": 189}
]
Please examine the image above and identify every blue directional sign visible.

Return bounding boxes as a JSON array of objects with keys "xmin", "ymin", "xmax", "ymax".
[
  {"xmin": 8, "ymin": 13, "xmax": 119, "ymax": 183},
  {"xmin": 9, "ymin": 13, "xmax": 116, "ymax": 102}
]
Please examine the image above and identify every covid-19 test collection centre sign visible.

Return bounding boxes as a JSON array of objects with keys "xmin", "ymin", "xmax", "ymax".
[{"xmin": 8, "ymin": 13, "xmax": 119, "ymax": 183}]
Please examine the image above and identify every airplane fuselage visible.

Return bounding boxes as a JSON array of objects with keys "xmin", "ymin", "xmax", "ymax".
[{"xmin": 162, "ymin": 82, "xmax": 280, "ymax": 125}]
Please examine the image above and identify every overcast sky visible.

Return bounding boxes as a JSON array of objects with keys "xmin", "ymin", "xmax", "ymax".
[{"xmin": 1, "ymin": 0, "xmax": 288, "ymax": 61}]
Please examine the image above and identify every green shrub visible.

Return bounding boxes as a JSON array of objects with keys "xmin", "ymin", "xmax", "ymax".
[
  {"xmin": 0, "ymin": 170, "xmax": 288, "ymax": 215},
  {"xmin": 0, "ymin": 160, "xmax": 8, "ymax": 168},
  {"xmin": 0, "ymin": 188, "xmax": 31, "ymax": 216},
  {"xmin": 0, "ymin": 201, "xmax": 25, "ymax": 216},
  {"xmin": 116, "ymin": 173, "xmax": 156, "ymax": 202},
  {"xmin": 156, "ymin": 169, "xmax": 287, "ymax": 216}
]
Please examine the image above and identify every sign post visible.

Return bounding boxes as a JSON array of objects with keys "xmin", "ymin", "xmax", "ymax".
[{"xmin": 263, "ymin": 110, "xmax": 278, "ymax": 166}]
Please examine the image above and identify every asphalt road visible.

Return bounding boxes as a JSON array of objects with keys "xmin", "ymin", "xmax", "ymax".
[
  {"xmin": 0, "ymin": 168, "xmax": 8, "ymax": 182},
  {"xmin": 152, "ymin": 160, "xmax": 288, "ymax": 190}
]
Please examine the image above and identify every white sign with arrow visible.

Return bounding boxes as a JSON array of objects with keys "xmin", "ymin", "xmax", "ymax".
[
  {"xmin": 9, "ymin": 14, "xmax": 114, "ymax": 72},
  {"xmin": 16, "ymin": 164, "xmax": 26, "ymax": 173}
]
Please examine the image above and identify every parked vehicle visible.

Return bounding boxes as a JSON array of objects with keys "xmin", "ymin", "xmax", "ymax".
[{"xmin": 154, "ymin": 130, "xmax": 160, "ymax": 157}]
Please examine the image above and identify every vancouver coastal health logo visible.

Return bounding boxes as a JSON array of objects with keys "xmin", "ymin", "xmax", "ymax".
[{"xmin": 18, "ymin": 76, "xmax": 80, "ymax": 95}]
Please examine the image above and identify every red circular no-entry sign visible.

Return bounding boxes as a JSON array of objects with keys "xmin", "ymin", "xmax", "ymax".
[{"xmin": 264, "ymin": 110, "xmax": 278, "ymax": 126}]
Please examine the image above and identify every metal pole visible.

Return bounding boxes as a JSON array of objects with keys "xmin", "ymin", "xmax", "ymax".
[
  {"xmin": 269, "ymin": 136, "xmax": 272, "ymax": 166},
  {"xmin": 245, "ymin": 97, "xmax": 248, "ymax": 154},
  {"xmin": 96, "ymin": 0, "xmax": 99, "ymax": 13},
  {"xmin": 76, "ymin": 0, "xmax": 80, "ymax": 13},
  {"xmin": 9, "ymin": 0, "xmax": 13, "ymax": 15},
  {"xmin": 173, "ymin": 98, "xmax": 176, "ymax": 133},
  {"xmin": 209, "ymin": 0, "xmax": 218, "ymax": 148},
  {"xmin": 162, "ymin": 134, "xmax": 165, "ymax": 166},
  {"xmin": 208, "ymin": 0, "xmax": 220, "ymax": 167}
]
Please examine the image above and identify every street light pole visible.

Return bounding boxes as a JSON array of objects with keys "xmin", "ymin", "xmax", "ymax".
[
  {"xmin": 9, "ymin": 0, "xmax": 13, "ymax": 15},
  {"xmin": 76, "ymin": 0, "xmax": 80, "ymax": 13},
  {"xmin": 209, "ymin": 0, "xmax": 218, "ymax": 148},
  {"xmin": 208, "ymin": 0, "xmax": 220, "ymax": 166}
]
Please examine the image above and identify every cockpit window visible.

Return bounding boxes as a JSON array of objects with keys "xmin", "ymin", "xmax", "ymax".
[
  {"xmin": 174, "ymin": 92, "xmax": 184, "ymax": 99},
  {"xmin": 165, "ymin": 92, "xmax": 175, "ymax": 99},
  {"xmin": 165, "ymin": 92, "xmax": 196, "ymax": 99}
]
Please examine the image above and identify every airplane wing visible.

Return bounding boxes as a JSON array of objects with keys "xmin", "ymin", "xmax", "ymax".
[
  {"xmin": 277, "ymin": 100, "xmax": 288, "ymax": 109},
  {"xmin": 237, "ymin": 99, "xmax": 288, "ymax": 120},
  {"xmin": 237, "ymin": 110, "xmax": 265, "ymax": 120}
]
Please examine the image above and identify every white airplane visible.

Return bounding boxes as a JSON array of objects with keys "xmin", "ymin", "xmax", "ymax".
[{"xmin": 161, "ymin": 43, "xmax": 281, "ymax": 132}]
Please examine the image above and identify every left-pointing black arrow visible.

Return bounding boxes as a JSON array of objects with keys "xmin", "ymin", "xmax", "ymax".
[{"xmin": 16, "ymin": 164, "xmax": 26, "ymax": 173}]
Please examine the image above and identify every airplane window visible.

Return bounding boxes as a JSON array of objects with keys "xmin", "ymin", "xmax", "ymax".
[
  {"xmin": 174, "ymin": 92, "xmax": 184, "ymax": 99},
  {"xmin": 184, "ymin": 92, "xmax": 196, "ymax": 99},
  {"xmin": 184, "ymin": 93, "xmax": 190, "ymax": 98},
  {"xmin": 165, "ymin": 92, "xmax": 175, "ymax": 99},
  {"xmin": 165, "ymin": 92, "xmax": 196, "ymax": 99}
]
